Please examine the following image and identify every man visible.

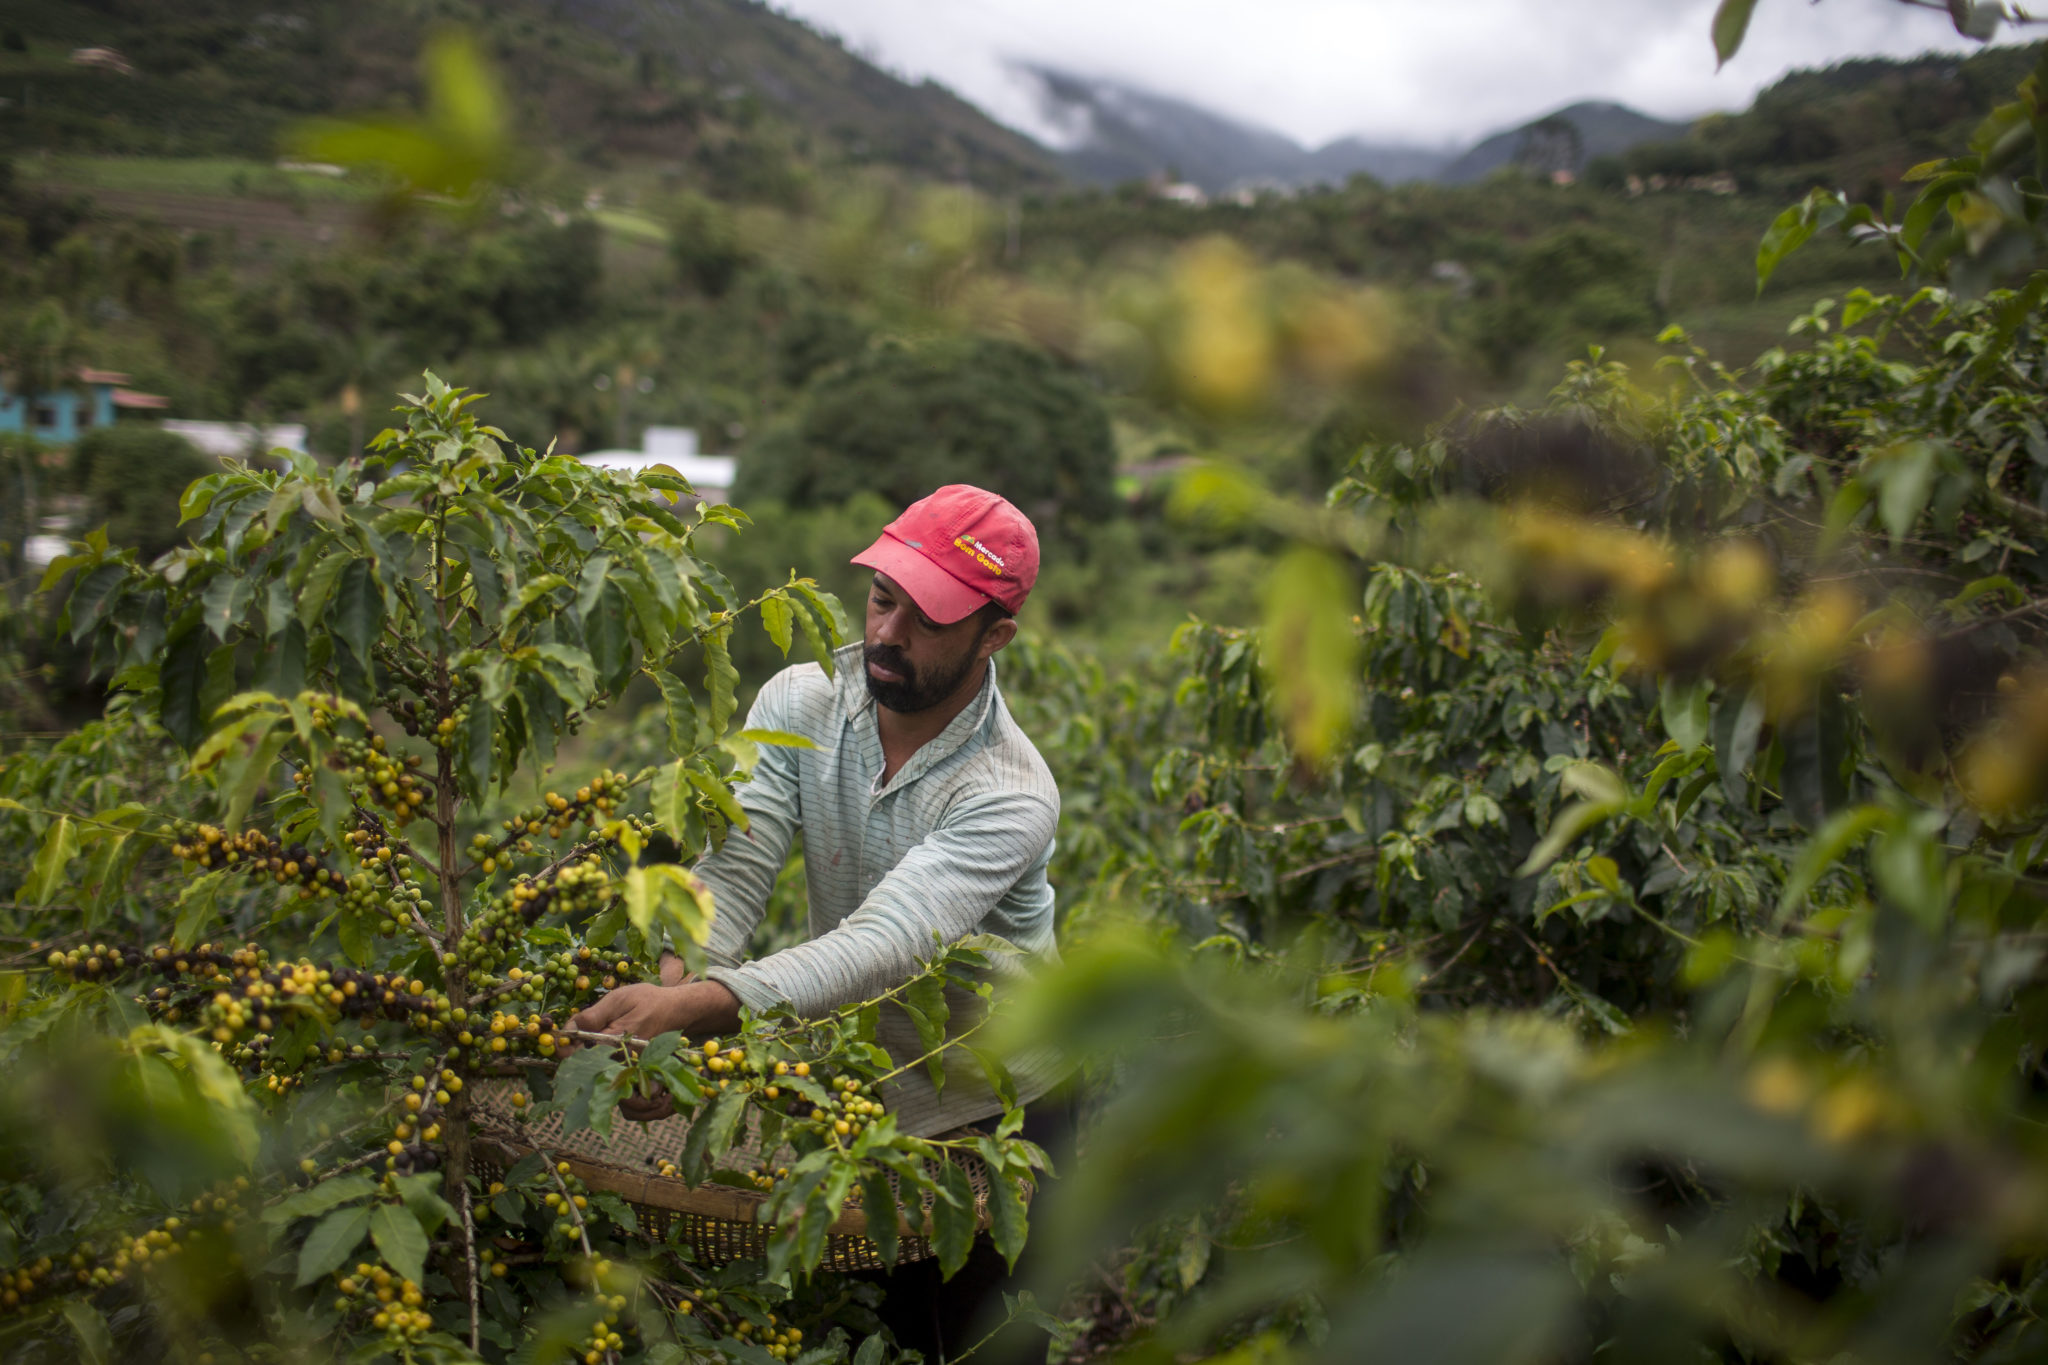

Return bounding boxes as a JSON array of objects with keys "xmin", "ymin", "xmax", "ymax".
[{"xmin": 571, "ymin": 485, "xmax": 1066, "ymax": 1354}]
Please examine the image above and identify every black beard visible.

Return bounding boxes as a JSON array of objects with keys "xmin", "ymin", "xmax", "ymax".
[{"xmin": 863, "ymin": 642, "xmax": 980, "ymax": 714}]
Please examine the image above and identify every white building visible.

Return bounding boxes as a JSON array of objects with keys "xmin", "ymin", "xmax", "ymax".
[
  {"xmin": 579, "ymin": 427, "xmax": 736, "ymax": 502},
  {"xmin": 161, "ymin": 420, "xmax": 309, "ymax": 459}
]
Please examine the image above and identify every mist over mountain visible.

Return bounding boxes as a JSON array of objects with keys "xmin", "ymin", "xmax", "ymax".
[
  {"xmin": 1021, "ymin": 65, "xmax": 1454, "ymax": 191},
  {"xmin": 1020, "ymin": 65, "xmax": 1692, "ymax": 192}
]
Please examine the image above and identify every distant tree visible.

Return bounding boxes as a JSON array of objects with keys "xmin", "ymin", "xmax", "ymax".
[
  {"xmin": 670, "ymin": 192, "xmax": 752, "ymax": 297},
  {"xmin": 63, "ymin": 425, "xmax": 217, "ymax": 560},
  {"xmin": 775, "ymin": 302, "xmax": 870, "ymax": 388},
  {"xmin": 1623, "ymin": 139, "xmax": 1720, "ymax": 180},
  {"xmin": 1583, "ymin": 155, "xmax": 1629, "ymax": 192},
  {"xmin": 736, "ymin": 336, "xmax": 1118, "ymax": 529}
]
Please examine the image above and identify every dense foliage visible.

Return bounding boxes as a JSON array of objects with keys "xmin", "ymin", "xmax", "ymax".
[
  {"xmin": 0, "ymin": 376, "xmax": 1043, "ymax": 1364},
  {"xmin": 981, "ymin": 281, "xmax": 2048, "ymax": 1365},
  {"xmin": 735, "ymin": 337, "xmax": 1118, "ymax": 527},
  {"xmin": 7, "ymin": 3, "xmax": 2048, "ymax": 1363}
]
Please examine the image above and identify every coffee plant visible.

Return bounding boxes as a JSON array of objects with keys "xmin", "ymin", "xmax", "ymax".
[
  {"xmin": 988, "ymin": 273, "xmax": 2048, "ymax": 1364},
  {"xmin": 0, "ymin": 376, "xmax": 1042, "ymax": 1364}
]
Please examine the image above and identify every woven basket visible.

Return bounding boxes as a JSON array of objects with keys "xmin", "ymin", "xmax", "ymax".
[{"xmin": 471, "ymin": 1079, "xmax": 998, "ymax": 1271}]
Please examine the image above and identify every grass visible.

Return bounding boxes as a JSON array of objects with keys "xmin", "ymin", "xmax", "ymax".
[{"xmin": 591, "ymin": 208, "xmax": 669, "ymax": 245}]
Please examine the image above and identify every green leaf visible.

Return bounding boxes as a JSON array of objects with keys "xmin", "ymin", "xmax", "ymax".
[
  {"xmin": 1758, "ymin": 189, "xmax": 1847, "ymax": 291},
  {"xmin": 295, "ymin": 1204, "xmax": 373, "ymax": 1286},
  {"xmin": 858, "ymin": 1169, "xmax": 902, "ymax": 1267},
  {"xmin": 576, "ymin": 553, "xmax": 614, "ymax": 621},
  {"xmin": 623, "ymin": 863, "xmax": 716, "ymax": 949},
  {"xmin": 1878, "ymin": 441, "xmax": 1940, "ymax": 548},
  {"xmin": 705, "ymin": 623, "xmax": 738, "ymax": 737},
  {"xmin": 1711, "ymin": 0, "xmax": 1757, "ymax": 66},
  {"xmin": 932, "ymin": 1161, "xmax": 977, "ymax": 1280},
  {"xmin": 24, "ymin": 816, "xmax": 80, "ymax": 907},
  {"xmin": 159, "ymin": 628, "xmax": 209, "ymax": 749},
  {"xmin": 1659, "ymin": 676, "xmax": 1712, "ymax": 754},
  {"xmin": 201, "ymin": 570, "xmax": 251, "ymax": 642},
  {"xmin": 903, "ymin": 971, "xmax": 950, "ymax": 1093},
  {"xmin": 686, "ymin": 764, "xmax": 749, "ymax": 833},
  {"xmin": 368, "ymin": 1202, "xmax": 429, "ymax": 1287},
  {"xmin": 587, "ymin": 583, "xmax": 634, "ymax": 695},
  {"xmin": 792, "ymin": 592, "xmax": 838, "ymax": 677},
  {"xmin": 1777, "ymin": 804, "xmax": 1892, "ymax": 922},
  {"xmin": 506, "ymin": 572, "xmax": 571, "ymax": 629},
  {"xmin": 1712, "ymin": 689, "xmax": 1767, "ymax": 806},
  {"xmin": 737, "ymin": 728, "xmax": 816, "ymax": 749},
  {"xmin": 986, "ymin": 1163, "xmax": 1029, "ymax": 1271},
  {"xmin": 392, "ymin": 1173, "xmax": 456, "ymax": 1237},
  {"xmin": 462, "ymin": 696, "xmax": 495, "ymax": 798},
  {"xmin": 652, "ymin": 671, "xmax": 700, "ymax": 755},
  {"xmin": 1260, "ymin": 547, "xmax": 1359, "ymax": 768},
  {"xmin": 263, "ymin": 1175, "xmax": 379, "ymax": 1227},
  {"xmin": 60, "ymin": 1299, "xmax": 112, "ymax": 1365},
  {"xmin": 173, "ymin": 870, "xmax": 229, "ymax": 950},
  {"xmin": 298, "ymin": 552, "xmax": 350, "ymax": 631},
  {"xmin": 1517, "ymin": 799, "xmax": 1622, "ymax": 878},
  {"xmin": 333, "ymin": 559, "xmax": 385, "ymax": 666},
  {"xmin": 654, "ymin": 757, "xmax": 691, "ymax": 847},
  {"xmin": 761, "ymin": 594, "xmax": 795, "ymax": 656},
  {"xmin": 1780, "ymin": 691, "xmax": 1851, "ymax": 829},
  {"xmin": 680, "ymin": 1086, "xmax": 748, "ymax": 1180}
]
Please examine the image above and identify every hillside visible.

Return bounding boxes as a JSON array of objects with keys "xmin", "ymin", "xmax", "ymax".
[
  {"xmin": 1595, "ymin": 41, "xmax": 2043, "ymax": 197},
  {"xmin": 1436, "ymin": 101, "xmax": 1690, "ymax": 183},
  {"xmin": 0, "ymin": 0, "xmax": 1061, "ymax": 192}
]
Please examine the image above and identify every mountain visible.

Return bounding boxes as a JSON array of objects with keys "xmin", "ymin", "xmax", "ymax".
[
  {"xmin": 0, "ymin": 0, "xmax": 1061, "ymax": 191},
  {"xmin": 1435, "ymin": 101, "xmax": 1692, "ymax": 184},
  {"xmin": 1022, "ymin": 65, "xmax": 1450, "ymax": 192},
  {"xmin": 1019, "ymin": 68, "xmax": 1691, "ymax": 194}
]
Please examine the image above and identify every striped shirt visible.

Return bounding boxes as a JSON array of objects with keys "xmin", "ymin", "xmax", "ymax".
[{"xmin": 696, "ymin": 642, "xmax": 1064, "ymax": 1135}]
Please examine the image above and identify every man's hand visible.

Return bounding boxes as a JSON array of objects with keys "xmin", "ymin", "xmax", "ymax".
[{"xmin": 568, "ymin": 963, "xmax": 742, "ymax": 1123}]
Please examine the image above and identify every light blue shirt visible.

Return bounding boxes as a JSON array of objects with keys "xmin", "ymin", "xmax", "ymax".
[{"xmin": 696, "ymin": 643, "xmax": 1063, "ymax": 1133}]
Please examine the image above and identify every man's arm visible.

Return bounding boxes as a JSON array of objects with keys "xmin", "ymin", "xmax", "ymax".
[
  {"xmin": 705, "ymin": 788, "xmax": 1057, "ymax": 1017},
  {"xmin": 569, "ymin": 671, "xmax": 807, "ymax": 1042}
]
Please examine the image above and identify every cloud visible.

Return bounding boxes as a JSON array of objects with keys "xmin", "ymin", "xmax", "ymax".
[{"xmin": 769, "ymin": 0, "xmax": 2014, "ymax": 148}]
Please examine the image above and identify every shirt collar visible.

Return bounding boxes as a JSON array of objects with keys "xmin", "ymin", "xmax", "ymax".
[{"xmin": 835, "ymin": 641, "xmax": 1003, "ymax": 782}]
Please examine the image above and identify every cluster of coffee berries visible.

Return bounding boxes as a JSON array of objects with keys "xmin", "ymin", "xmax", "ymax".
[
  {"xmin": 0, "ymin": 1256, "xmax": 56, "ymax": 1311},
  {"xmin": 429, "ymin": 703, "xmax": 473, "ymax": 751},
  {"xmin": 327, "ymin": 731, "xmax": 427, "ymax": 823},
  {"xmin": 43, "ymin": 942, "xmax": 141, "ymax": 980},
  {"xmin": 501, "ymin": 772, "xmax": 633, "ymax": 844},
  {"xmin": 119, "ymin": 946, "xmax": 434, "ymax": 1061},
  {"xmin": 544, "ymin": 1160, "xmax": 592, "ymax": 1244},
  {"xmin": 565, "ymin": 1256, "xmax": 639, "ymax": 1364},
  {"xmin": 333, "ymin": 1262, "xmax": 431, "ymax": 1341},
  {"xmin": 812, "ymin": 1074, "xmax": 886, "ymax": 1143},
  {"xmin": 455, "ymin": 857, "xmax": 622, "ymax": 979},
  {"xmin": 733, "ymin": 1313, "xmax": 805, "ymax": 1360},
  {"xmin": 1, "ymin": 1179, "xmax": 254, "ymax": 1317},
  {"xmin": 167, "ymin": 824, "xmax": 339, "ymax": 902},
  {"xmin": 391, "ymin": 1065, "xmax": 465, "ymax": 1156},
  {"xmin": 340, "ymin": 824, "xmax": 414, "ymax": 870}
]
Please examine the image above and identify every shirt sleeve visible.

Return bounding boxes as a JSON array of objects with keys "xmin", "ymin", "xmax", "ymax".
[
  {"xmin": 704, "ymin": 787, "xmax": 1057, "ymax": 1016},
  {"xmin": 683, "ymin": 671, "xmax": 805, "ymax": 971}
]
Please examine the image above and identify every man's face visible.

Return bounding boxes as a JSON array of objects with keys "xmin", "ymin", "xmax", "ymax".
[{"xmin": 862, "ymin": 573, "xmax": 1007, "ymax": 714}]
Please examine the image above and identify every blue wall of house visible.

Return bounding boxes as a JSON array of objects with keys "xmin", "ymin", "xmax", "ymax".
[{"xmin": 0, "ymin": 384, "xmax": 115, "ymax": 444}]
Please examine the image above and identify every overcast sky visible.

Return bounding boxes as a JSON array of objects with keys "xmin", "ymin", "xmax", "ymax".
[{"xmin": 770, "ymin": 0, "xmax": 2017, "ymax": 149}]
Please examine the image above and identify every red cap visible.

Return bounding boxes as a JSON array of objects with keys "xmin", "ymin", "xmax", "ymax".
[{"xmin": 851, "ymin": 485, "xmax": 1040, "ymax": 625}]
